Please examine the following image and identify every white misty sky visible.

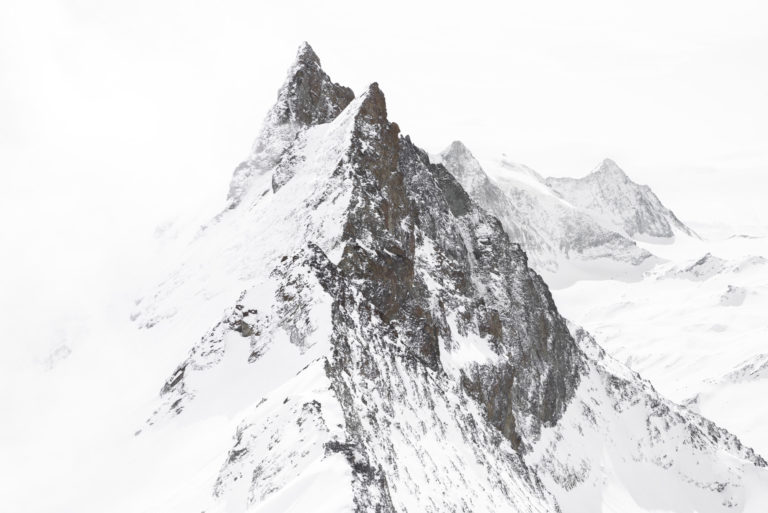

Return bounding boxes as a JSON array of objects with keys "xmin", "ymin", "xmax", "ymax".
[{"xmin": 1, "ymin": 0, "xmax": 767, "ymax": 340}]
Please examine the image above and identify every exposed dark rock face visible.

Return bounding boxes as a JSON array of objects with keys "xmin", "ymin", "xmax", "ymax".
[
  {"xmin": 306, "ymin": 83, "xmax": 583, "ymax": 453},
  {"xmin": 273, "ymin": 42, "xmax": 355, "ymax": 127},
  {"xmin": 228, "ymin": 42, "xmax": 355, "ymax": 203},
  {"xmin": 337, "ymin": 84, "xmax": 414, "ymax": 328},
  {"xmin": 397, "ymin": 139, "xmax": 584, "ymax": 445}
]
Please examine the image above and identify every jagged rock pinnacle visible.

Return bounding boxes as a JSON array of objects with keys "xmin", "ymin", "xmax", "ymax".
[
  {"xmin": 226, "ymin": 43, "xmax": 355, "ymax": 204},
  {"xmin": 295, "ymin": 41, "xmax": 321, "ymax": 67},
  {"xmin": 274, "ymin": 42, "xmax": 354, "ymax": 127},
  {"xmin": 355, "ymin": 82, "xmax": 390, "ymax": 126}
]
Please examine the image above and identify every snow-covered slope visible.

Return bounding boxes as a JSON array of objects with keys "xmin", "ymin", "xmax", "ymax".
[
  {"xmin": 531, "ymin": 325, "xmax": 768, "ymax": 513},
  {"xmin": 124, "ymin": 44, "xmax": 768, "ymax": 513},
  {"xmin": 546, "ymin": 158, "xmax": 698, "ymax": 242},
  {"xmin": 434, "ymin": 142, "xmax": 657, "ymax": 287},
  {"xmin": 553, "ymin": 234, "xmax": 768, "ymax": 460}
]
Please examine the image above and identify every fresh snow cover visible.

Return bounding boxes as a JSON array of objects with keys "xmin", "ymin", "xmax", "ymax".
[
  {"xmin": 132, "ymin": 90, "xmax": 367, "ymax": 333},
  {"xmin": 434, "ymin": 142, "xmax": 664, "ymax": 287},
  {"xmin": 546, "ymin": 158, "xmax": 698, "ymax": 242},
  {"xmin": 121, "ymin": 72, "xmax": 564, "ymax": 512},
  {"xmin": 525, "ymin": 324, "xmax": 768, "ymax": 513},
  {"xmin": 209, "ymin": 360, "xmax": 355, "ymax": 513},
  {"xmin": 438, "ymin": 312, "xmax": 500, "ymax": 376},
  {"xmin": 148, "ymin": 49, "xmax": 767, "ymax": 513},
  {"xmin": 3, "ymin": 42, "xmax": 767, "ymax": 513},
  {"xmin": 553, "ymin": 234, "xmax": 768, "ymax": 457},
  {"xmin": 438, "ymin": 140, "xmax": 768, "ymax": 511},
  {"xmin": 482, "ymin": 158, "xmax": 560, "ymax": 201}
]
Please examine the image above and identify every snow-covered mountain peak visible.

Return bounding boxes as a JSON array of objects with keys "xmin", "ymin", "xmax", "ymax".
[
  {"xmin": 435, "ymin": 142, "xmax": 655, "ymax": 285},
  {"xmin": 227, "ymin": 43, "xmax": 355, "ymax": 205},
  {"xmin": 442, "ymin": 140, "xmax": 474, "ymax": 161},
  {"xmin": 592, "ymin": 157, "xmax": 628, "ymax": 179},
  {"xmin": 131, "ymin": 48, "xmax": 768, "ymax": 513},
  {"xmin": 546, "ymin": 159, "xmax": 698, "ymax": 241},
  {"xmin": 433, "ymin": 140, "xmax": 489, "ymax": 192}
]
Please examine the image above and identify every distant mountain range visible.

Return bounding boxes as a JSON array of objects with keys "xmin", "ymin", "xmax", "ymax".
[{"xmin": 435, "ymin": 142, "xmax": 697, "ymax": 287}]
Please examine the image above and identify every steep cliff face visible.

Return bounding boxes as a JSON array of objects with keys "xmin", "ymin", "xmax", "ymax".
[
  {"xmin": 135, "ymin": 44, "xmax": 768, "ymax": 512},
  {"xmin": 546, "ymin": 158, "xmax": 698, "ymax": 241}
]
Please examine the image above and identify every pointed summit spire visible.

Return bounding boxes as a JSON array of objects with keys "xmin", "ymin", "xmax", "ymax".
[
  {"xmin": 355, "ymin": 82, "xmax": 389, "ymax": 126},
  {"xmin": 593, "ymin": 158, "xmax": 627, "ymax": 179},
  {"xmin": 294, "ymin": 41, "xmax": 320, "ymax": 67},
  {"xmin": 227, "ymin": 43, "xmax": 355, "ymax": 205},
  {"xmin": 443, "ymin": 140, "xmax": 475, "ymax": 161},
  {"xmin": 437, "ymin": 140, "xmax": 488, "ymax": 191},
  {"xmin": 443, "ymin": 140, "xmax": 472, "ymax": 156},
  {"xmin": 600, "ymin": 158, "xmax": 620, "ymax": 170},
  {"xmin": 273, "ymin": 42, "xmax": 355, "ymax": 127}
]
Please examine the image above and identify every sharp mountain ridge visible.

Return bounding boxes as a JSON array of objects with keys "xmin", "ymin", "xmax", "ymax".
[{"xmin": 131, "ymin": 43, "xmax": 768, "ymax": 513}]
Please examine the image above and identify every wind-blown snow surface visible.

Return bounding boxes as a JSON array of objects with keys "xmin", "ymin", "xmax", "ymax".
[
  {"xmin": 553, "ymin": 234, "xmax": 768, "ymax": 459},
  {"xmin": 3, "ymin": 44, "xmax": 768, "ymax": 513}
]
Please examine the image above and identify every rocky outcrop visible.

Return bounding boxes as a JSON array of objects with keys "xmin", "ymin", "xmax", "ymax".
[
  {"xmin": 228, "ymin": 42, "xmax": 355, "ymax": 204},
  {"xmin": 137, "ymin": 44, "xmax": 768, "ymax": 513},
  {"xmin": 271, "ymin": 42, "xmax": 355, "ymax": 127}
]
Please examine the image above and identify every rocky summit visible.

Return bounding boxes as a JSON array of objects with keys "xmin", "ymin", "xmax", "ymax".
[{"xmin": 133, "ymin": 43, "xmax": 768, "ymax": 512}]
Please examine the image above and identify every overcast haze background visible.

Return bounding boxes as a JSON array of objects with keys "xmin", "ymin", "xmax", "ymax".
[{"xmin": 1, "ymin": 0, "xmax": 767, "ymax": 361}]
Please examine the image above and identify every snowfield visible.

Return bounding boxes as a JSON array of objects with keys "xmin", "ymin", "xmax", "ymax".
[{"xmin": 553, "ymin": 233, "xmax": 768, "ymax": 458}]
